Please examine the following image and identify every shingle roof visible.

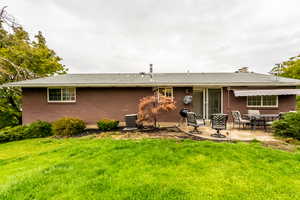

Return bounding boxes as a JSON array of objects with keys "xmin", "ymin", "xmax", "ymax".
[{"xmin": 3, "ymin": 72, "xmax": 300, "ymax": 87}]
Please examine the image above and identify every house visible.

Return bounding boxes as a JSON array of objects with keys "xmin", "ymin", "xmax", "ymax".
[{"xmin": 3, "ymin": 70, "xmax": 300, "ymax": 125}]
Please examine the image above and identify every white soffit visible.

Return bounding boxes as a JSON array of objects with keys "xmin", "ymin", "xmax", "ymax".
[{"xmin": 233, "ymin": 89, "xmax": 300, "ymax": 97}]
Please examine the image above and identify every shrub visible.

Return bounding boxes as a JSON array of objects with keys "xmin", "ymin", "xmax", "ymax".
[
  {"xmin": 0, "ymin": 121, "xmax": 53, "ymax": 143},
  {"xmin": 52, "ymin": 117, "xmax": 86, "ymax": 136},
  {"xmin": 0, "ymin": 125, "xmax": 28, "ymax": 143},
  {"xmin": 24, "ymin": 121, "xmax": 52, "ymax": 138},
  {"xmin": 0, "ymin": 132, "xmax": 9, "ymax": 143},
  {"xmin": 272, "ymin": 112, "xmax": 300, "ymax": 139},
  {"xmin": 97, "ymin": 119, "xmax": 119, "ymax": 131}
]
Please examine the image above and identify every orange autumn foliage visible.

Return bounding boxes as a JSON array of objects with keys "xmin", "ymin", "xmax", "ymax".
[{"xmin": 138, "ymin": 93, "xmax": 176, "ymax": 127}]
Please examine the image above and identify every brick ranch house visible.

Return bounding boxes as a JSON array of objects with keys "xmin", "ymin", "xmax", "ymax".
[{"xmin": 4, "ymin": 72, "xmax": 300, "ymax": 125}]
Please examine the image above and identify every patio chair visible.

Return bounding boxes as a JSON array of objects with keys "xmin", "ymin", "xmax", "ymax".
[
  {"xmin": 265, "ymin": 111, "xmax": 296, "ymax": 130},
  {"xmin": 211, "ymin": 114, "xmax": 228, "ymax": 138},
  {"xmin": 264, "ymin": 111, "xmax": 294, "ymax": 128},
  {"xmin": 264, "ymin": 120, "xmax": 274, "ymax": 132},
  {"xmin": 231, "ymin": 111, "xmax": 250, "ymax": 129},
  {"xmin": 279, "ymin": 112, "xmax": 287, "ymax": 120},
  {"xmin": 186, "ymin": 112, "xmax": 205, "ymax": 134},
  {"xmin": 264, "ymin": 113, "xmax": 283, "ymax": 131}
]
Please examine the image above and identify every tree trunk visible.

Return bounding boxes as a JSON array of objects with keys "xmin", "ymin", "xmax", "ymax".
[
  {"xmin": 7, "ymin": 95, "xmax": 22, "ymax": 125},
  {"xmin": 154, "ymin": 116, "xmax": 157, "ymax": 128}
]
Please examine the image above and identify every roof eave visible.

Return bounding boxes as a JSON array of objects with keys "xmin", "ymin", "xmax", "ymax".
[{"xmin": 3, "ymin": 82, "xmax": 300, "ymax": 88}]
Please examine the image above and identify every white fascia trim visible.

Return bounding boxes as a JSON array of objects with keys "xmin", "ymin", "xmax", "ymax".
[{"xmin": 5, "ymin": 82, "xmax": 300, "ymax": 88}]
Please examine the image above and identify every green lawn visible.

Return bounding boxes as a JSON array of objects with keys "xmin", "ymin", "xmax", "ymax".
[{"xmin": 1, "ymin": 138, "xmax": 300, "ymax": 200}]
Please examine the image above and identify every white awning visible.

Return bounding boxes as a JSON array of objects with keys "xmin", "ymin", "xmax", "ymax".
[{"xmin": 233, "ymin": 89, "xmax": 300, "ymax": 97}]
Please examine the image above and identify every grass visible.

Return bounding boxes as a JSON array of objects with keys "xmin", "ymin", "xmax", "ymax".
[{"xmin": 1, "ymin": 138, "xmax": 300, "ymax": 200}]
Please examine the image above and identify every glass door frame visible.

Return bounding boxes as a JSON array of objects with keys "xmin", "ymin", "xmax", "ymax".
[
  {"xmin": 193, "ymin": 87, "xmax": 224, "ymax": 119},
  {"xmin": 192, "ymin": 88, "xmax": 205, "ymax": 119}
]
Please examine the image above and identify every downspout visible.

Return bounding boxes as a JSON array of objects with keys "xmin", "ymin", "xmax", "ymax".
[{"xmin": 227, "ymin": 87, "xmax": 231, "ymax": 121}]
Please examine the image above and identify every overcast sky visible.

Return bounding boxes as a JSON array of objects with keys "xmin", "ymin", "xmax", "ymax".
[{"xmin": 3, "ymin": 0, "xmax": 300, "ymax": 74}]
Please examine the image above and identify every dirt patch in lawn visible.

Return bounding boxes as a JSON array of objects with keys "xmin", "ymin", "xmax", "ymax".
[
  {"xmin": 262, "ymin": 140, "xmax": 300, "ymax": 152},
  {"xmin": 82, "ymin": 126, "xmax": 300, "ymax": 152},
  {"xmin": 95, "ymin": 126, "xmax": 187, "ymax": 140}
]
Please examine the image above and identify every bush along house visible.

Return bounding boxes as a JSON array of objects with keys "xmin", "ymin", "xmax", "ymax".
[{"xmin": 3, "ymin": 68, "xmax": 300, "ymax": 125}]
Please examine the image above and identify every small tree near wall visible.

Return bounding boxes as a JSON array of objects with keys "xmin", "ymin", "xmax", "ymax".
[{"xmin": 138, "ymin": 93, "xmax": 176, "ymax": 128}]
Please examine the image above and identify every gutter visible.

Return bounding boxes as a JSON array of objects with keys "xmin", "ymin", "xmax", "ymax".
[{"xmin": 3, "ymin": 82, "xmax": 300, "ymax": 88}]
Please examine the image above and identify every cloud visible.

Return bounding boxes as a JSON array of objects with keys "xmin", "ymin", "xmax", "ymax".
[{"xmin": 3, "ymin": 0, "xmax": 300, "ymax": 73}]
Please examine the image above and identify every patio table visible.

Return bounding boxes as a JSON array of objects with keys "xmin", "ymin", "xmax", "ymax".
[{"xmin": 243, "ymin": 114, "xmax": 279, "ymax": 130}]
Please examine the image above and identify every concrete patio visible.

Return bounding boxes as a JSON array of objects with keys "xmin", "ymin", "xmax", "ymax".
[
  {"xmin": 87, "ymin": 121, "xmax": 278, "ymax": 142},
  {"xmin": 178, "ymin": 122, "xmax": 278, "ymax": 142}
]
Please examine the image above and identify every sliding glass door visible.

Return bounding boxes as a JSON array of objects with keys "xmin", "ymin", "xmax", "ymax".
[
  {"xmin": 192, "ymin": 89, "xmax": 204, "ymax": 118},
  {"xmin": 207, "ymin": 88, "xmax": 222, "ymax": 118},
  {"xmin": 193, "ymin": 88, "xmax": 222, "ymax": 119}
]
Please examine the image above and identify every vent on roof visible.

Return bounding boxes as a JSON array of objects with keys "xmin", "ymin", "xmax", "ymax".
[
  {"xmin": 139, "ymin": 64, "xmax": 153, "ymax": 79},
  {"xmin": 149, "ymin": 64, "xmax": 153, "ymax": 73},
  {"xmin": 235, "ymin": 67, "xmax": 249, "ymax": 73}
]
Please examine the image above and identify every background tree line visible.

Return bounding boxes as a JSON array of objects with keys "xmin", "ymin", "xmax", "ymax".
[
  {"xmin": 271, "ymin": 54, "xmax": 300, "ymax": 110},
  {"xmin": 0, "ymin": 6, "xmax": 67, "ymax": 128}
]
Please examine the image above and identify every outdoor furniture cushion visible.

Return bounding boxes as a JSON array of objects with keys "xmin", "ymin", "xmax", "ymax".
[
  {"xmin": 265, "ymin": 121, "xmax": 273, "ymax": 125},
  {"xmin": 248, "ymin": 110, "xmax": 260, "ymax": 116},
  {"xmin": 196, "ymin": 119, "xmax": 205, "ymax": 125},
  {"xmin": 240, "ymin": 119, "xmax": 250, "ymax": 123}
]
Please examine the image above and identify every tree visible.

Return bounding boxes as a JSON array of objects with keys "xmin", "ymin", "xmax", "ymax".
[
  {"xmin": 270, "ymin": 54, "xmax": 300, "ymax": 111},
  {"xmin": 0, "ymin": 7, "xmax": 67, "ymax": 128},
  {"xmin": 270, "ymin": 54, "xmax": 300, "ymax": 79},
  {"xmin": 137, "ymin": 93, "xmax": 176, "ymax": 128}
]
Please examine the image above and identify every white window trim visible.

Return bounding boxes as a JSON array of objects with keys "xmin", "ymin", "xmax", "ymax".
[
  {"xmin": 47, "ymin": 87, "xmax": 76, "ymax": 103},
  {"xmin": 247, "ymin": 95, "xmax": 278, "ymax": 108},
  {"xmin": 155, "ymin": 87, "xmax": 173, "ymax": 98}
]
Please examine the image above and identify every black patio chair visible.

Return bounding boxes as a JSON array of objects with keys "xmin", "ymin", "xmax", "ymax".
[
  {"xmin": 186, "ymin": 112, "xmax": 205, "ymax": 134},
  {"xmin": 279, "ymin": 112, "xmax": 287, "ymax": 120},
  {"xmin": 211, "ymin": 114, "xmax": 228, "ymax": 138},
  {"xmin": 264, "ymin": 113, "xmax": 282, "ymax": 132}
]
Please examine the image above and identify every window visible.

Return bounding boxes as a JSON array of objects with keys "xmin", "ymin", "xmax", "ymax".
[
  {"xmin": 247, "ymin": 96, "xmax": 277, "ymax": 107},
  {"xmin": 48, "ymin": 88, "xmax": 76, "ymax": 102},
  {"xmin": 247, "ymin": 96, "xmax": 261, "ymax": 107},
  {"xmin": 262, "ymin": 96, "xmax": 277, "ymax": 106},
  {"xmin": 157, "ymin": 87, "xmax": 173, "ymax": 98}
]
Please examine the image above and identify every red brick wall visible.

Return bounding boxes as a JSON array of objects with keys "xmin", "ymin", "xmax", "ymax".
[
  {"xmin": 22, "ymin": 86, "xmax": 297, "ymax": 124},
  {"xmin": 223, "ymin": 87, "xmax": 296, "ymax": 121},
  {"xmin": 22, "ymin": 87, "xmax": 192, "ymax": 125}
]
